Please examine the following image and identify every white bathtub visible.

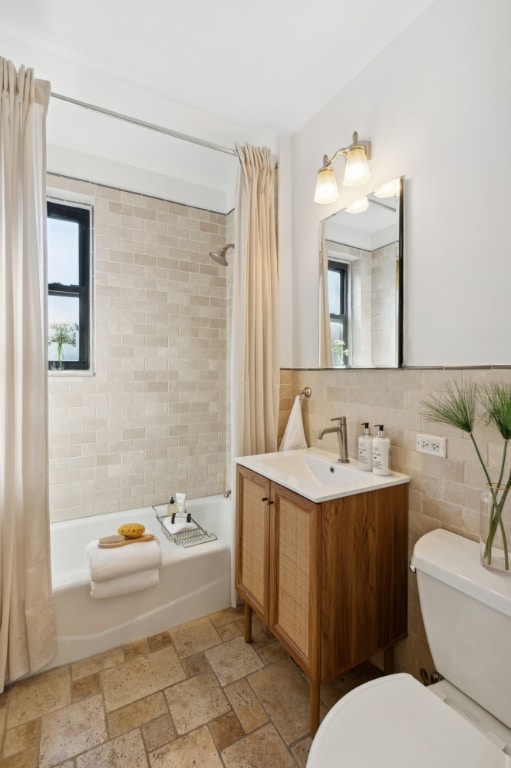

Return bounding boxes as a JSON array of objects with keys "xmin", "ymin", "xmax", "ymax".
[{"xmin": 48, "ymin": 495, "xmax": 232, "ymax": 669}]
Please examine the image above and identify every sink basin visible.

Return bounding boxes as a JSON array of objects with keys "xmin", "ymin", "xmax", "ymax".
[
  {"xmin": 257, "ymin": 451, "xmax": 356, "ymax": 485},
  {"xmin": 236, "ymin": 447, "xmax": 409, "ymax": 502}
]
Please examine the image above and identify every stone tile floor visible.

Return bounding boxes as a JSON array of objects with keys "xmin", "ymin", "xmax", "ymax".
[{"xmin": 0, "ymin": 605, "xmax": 381, "ymax": 767}]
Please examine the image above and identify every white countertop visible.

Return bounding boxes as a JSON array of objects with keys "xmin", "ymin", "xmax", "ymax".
[{"xmin": 236, "ymin": 447, "xmax": 410, "ymax": 502}]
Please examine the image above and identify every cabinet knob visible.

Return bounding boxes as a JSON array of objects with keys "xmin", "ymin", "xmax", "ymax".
[{"xmin": 261, "ymin": 497, "xmax": 274, "ymax": 505}]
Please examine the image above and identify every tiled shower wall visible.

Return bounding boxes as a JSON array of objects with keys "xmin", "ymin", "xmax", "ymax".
[
  {"xmin": 47, "ymin": 174, "xmax": 232, "ymax": 522},
  {"xmin": 280, "ymin": 366, "xmax": 511, "ymax": 680}
]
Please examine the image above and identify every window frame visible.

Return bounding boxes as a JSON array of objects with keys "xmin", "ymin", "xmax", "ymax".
[
  {"xmin": 327, "ymin": 258, "xmax": 349, "ymax": 359},
  {"xmin": 47, "ymin": 200, "xmax": 91, "ymax": 371}
]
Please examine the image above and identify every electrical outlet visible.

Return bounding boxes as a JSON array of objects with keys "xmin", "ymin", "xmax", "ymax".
[{"xmin": 416, "ymin": 433, "xmax": 447, "ymax": 458}]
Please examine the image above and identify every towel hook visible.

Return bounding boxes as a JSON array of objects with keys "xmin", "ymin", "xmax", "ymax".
[{"xmin": 299, "ymin": 387, "xmax": 312, "ymax": 399}]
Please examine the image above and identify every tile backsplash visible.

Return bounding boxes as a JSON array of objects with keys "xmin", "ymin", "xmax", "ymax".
[{"xmin": 47, "ymin": 175, "xmax": 232, "ymax": 522}]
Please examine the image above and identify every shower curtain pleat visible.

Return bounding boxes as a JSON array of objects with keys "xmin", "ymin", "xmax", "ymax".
[{"xmin": 0, "ymin": 58, "xmax": 56, "ymax": 690}]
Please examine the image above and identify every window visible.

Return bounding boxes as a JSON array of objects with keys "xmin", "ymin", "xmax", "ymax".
[
  {"xmin": 328, "ymin": 259, "xmax": 349, "ymax": 367},
  {"xmin": 47, "ymin": 201, "xmax": 91, "ymax": 370}
]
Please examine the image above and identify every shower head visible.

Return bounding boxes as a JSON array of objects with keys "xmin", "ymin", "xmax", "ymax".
[{"xmin": 209, "ymin": 243, "xmax": 234, "ymax": 267}]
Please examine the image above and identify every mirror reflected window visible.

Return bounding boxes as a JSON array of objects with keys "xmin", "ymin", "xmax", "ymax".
[
  {"xmin": 328, "ymin": 260, "xmax": 349, "ymax": 366},
  {"xmin": 319, "ymin": 176, "xmax": 404, "ymax": 369}
]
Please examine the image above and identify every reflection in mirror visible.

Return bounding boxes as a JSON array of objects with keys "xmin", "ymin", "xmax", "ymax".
[{"xmin": 319, "ymin": 177, "xmax": 403, "ymax": 369}]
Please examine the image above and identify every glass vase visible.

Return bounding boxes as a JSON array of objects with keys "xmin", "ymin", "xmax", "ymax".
[{"xmin": 480, "ymin": 485, "xmax": 511, "ymax": 574}]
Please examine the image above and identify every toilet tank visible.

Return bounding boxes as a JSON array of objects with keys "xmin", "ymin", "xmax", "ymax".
[{"xmin": 411, "ymin": 528, "xmax": 511, "ymax": 729}]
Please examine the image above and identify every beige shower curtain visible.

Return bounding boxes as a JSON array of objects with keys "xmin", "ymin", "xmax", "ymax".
[
  {"xmin": 231, "ymin": 145, "xmax": 279, "ymax": 462},
  {"xmin": 319, "ymin": 228, "xmax": 333, "ymax": 367},
  {"xmin": 0, "ymin": 59, "xmax": 56, "ymax": 690}
]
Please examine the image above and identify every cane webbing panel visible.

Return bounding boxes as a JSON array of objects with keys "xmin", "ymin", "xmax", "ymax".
[
  {"xmin": 276, "ymin": 497, "xmax": 310, "ymax": 657},
  {"xmin": 241, "ymin": 479, "xmax": 266, "ymax": 606}
]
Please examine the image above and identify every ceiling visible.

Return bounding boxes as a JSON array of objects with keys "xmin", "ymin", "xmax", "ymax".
[
  {"xmin": 3, "ymin": 0, "xmax": 435, "ymax": 136},
  {"xmin": 325, "ymin": 186, "xmax": 400, "ymax": 252}
]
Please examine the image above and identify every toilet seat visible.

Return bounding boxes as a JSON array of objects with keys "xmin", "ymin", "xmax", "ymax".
[{"xmin": 306, "ymin": 674, "xmax": 508, "ymax": 768}]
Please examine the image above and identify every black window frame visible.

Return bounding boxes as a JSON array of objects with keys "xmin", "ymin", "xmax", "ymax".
[
  {"xmin": 47, "ymin": 201, "xmax": 91, "ymax": 371},
  {"xmin": 327, "ymin": 258, "xmax": 349, "ymax": 356}
]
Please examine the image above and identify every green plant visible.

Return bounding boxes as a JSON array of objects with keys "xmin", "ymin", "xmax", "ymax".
[
  {"xmin": 48, "ymin": 322, "xmax": 78, "ymax": 362},
  {"xmin": 421, "ymin": 380, "xmax": 511, "ymax": 570},
  {"xmin": 331, "ymin": 339, "xmax": 349, "ymax": 367}
]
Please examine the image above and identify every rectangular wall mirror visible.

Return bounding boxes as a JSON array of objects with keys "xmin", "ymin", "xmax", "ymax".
[{"xmin": 318, "ymin": 176, "xmax": 404, "ymax": 368}]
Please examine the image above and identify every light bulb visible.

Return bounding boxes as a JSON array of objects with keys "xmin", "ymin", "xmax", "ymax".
[
  {"xmin": 373, "ymin": 178, "xmax": 401, "ymax": 198},
  {"xmin": 346, "ymin": 196, "xmax": 369, "ymax": 214}
]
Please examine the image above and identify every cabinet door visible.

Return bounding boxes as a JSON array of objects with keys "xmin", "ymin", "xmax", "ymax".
[
  {"xmin": 235, "ymin": 466, "xmax": 271, "ymax": 623},
  {"xmin": 269, "ymin": 483, "xmax": 321, "ymax": 678},
  {"xmin": 320, "ymin": 483, "xmax": 408, "ymax": 680}
]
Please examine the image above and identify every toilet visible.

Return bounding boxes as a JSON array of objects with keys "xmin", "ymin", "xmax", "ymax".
[{"xmin": 307, "ymin": 528, "xmax": 511, "ymax": 767}]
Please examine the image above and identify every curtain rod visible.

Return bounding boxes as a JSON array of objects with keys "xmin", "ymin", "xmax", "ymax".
[{"xmin": 50, "ymin": 92, "xmax": 238, "ymax": 158}]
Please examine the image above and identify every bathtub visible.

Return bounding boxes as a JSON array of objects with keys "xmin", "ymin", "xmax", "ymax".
[{"xmin": 48, "ymin": 495, "xmax": 232, "ymax": 669}]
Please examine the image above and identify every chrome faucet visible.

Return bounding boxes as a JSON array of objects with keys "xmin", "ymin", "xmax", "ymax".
[{"xmin": 317, "ymin": 416, "xmax": 349, "ymax": 463}]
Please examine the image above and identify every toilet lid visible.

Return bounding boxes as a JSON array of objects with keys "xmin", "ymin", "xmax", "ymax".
[{"xmin": 307, "ymin": 674, "xmax": 507, "ymax": 768}]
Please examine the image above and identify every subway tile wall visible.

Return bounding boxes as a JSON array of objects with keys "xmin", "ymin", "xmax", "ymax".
[
  {"xmin": 47, "ymin": 175, "xmax": 233, "ymax": 522},
  {"xmin": 280, "ymin": 366, "xmax": 511, "ymax": 680}
]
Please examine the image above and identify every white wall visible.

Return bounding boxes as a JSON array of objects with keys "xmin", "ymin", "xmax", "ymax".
[{"xmin": 288, "ymin": 0, "xmax": 511, "ymax": 369}]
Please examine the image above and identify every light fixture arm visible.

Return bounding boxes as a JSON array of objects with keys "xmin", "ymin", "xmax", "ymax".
[{"xmin": 321, "ymin": 131, "xmax": 371, "ymax": 170}]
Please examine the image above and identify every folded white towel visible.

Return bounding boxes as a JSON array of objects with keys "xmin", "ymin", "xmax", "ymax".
[
  {"xmin": 90, "ymin": 568, "xmax": 160, "ymax": 599},
  {"xmin": 279, "ymin": 395, "xmax": 308, "ymax": 451},
  {"xmin": 162, "ymin": 517, "xmax": 198, "ymax": 535},
  {"xmin": 86, "ymin": 537, "xmax": 162, "ymax": 582}
]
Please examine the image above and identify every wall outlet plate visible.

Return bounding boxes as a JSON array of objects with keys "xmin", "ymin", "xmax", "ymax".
[{"xmin": 416, "ymin": 433, "xmax": 447, "ymax": 457}]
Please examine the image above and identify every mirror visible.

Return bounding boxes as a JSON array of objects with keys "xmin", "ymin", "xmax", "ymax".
[{"xmin": 319, "ymin": 176, "xmax": 403, "ymax": 368}]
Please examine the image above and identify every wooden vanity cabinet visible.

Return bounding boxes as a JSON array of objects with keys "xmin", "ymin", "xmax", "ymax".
[{"xmin": 235, "ymin": 464, "xmax": 408, "ymax": 735}]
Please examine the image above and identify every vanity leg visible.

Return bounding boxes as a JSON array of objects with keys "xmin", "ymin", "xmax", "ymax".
[
  {"xmin": 310, "ymin": 681, "xmax": 320, "ymax": 737},
  {"xmin": 384, "ymin": 645, "xmax": 394, "ymax": 675},
  {"xmin": 244, "ymin": 602, "xmax": 253, "ymax": 643}
]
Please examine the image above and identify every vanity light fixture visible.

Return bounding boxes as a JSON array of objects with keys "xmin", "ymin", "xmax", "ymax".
[
  {"xmin": 346, "ymin": 196, "xmax": 369, "ymax": 214},
  {"xmin": 314, "ymin": 130, "xmax": 371, "ymax": 204},
  {"xmin": 373, "ymin": 178, "xmax": 401, "ymax": 198}
]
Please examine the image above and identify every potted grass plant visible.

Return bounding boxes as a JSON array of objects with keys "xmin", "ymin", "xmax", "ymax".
[{"xmin": 421, "ymin": 380, "xmax": 511, "ymax": 574}]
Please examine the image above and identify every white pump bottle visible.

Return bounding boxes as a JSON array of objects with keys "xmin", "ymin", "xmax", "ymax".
[
  {"xmin": 358, "ymin": 423, "xmax": 373, "ymax": 471},
  {"xmin": 372, "ymin": 424, "xmax": 391, "ymax": 476}
]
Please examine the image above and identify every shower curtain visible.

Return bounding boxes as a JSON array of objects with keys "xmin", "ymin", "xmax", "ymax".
[
  {"xmin": 230, "ymin": 145, "xmax": 279, "ymax": 605},
  {"xmin": 231, "ymin": 145, "xmax": 279, "ymax": 462},
  {"xmin": 0, "ymin": 58, "xmax": 56, "ymax": 690},
  {"xmin": 319, "ymin": 228, "xmax": 333, "ymax": 367}
]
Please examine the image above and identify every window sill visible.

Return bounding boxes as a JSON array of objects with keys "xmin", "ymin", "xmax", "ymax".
[{"xmin": 48, "ymin": 370, "xmax": 95, "ymax": 378}]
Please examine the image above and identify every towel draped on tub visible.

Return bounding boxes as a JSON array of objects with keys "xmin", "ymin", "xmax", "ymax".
[
  {"xmin": 86, "ymin": 537, "xmax": 162, "ymax": 599},
  {"xmin": 89, "ymin": 569, "xmax": 160, "ymax": 599}
]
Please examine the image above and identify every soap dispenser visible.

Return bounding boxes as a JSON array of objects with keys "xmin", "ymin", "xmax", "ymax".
[
  {"xmin": 358, "ymin": 423, "xmax": 373, "ymax": 472},
  {"xmin": 372, "ymin": 425, "xmax": 391, "ymax": 476},
  {"xmin": 167, "ymin": 496, "xmax": 176, "ymax": 517}
]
